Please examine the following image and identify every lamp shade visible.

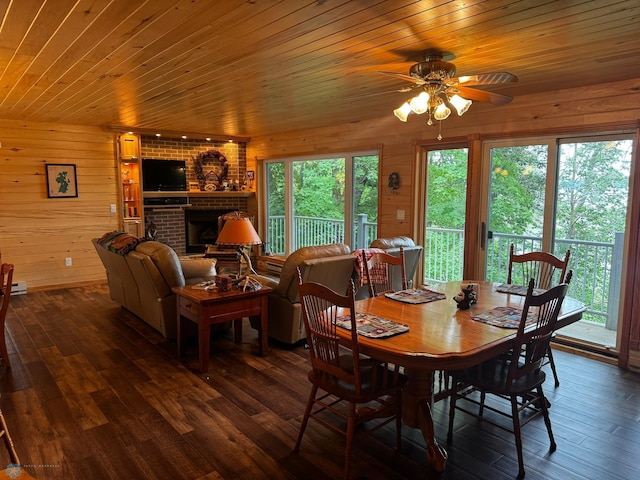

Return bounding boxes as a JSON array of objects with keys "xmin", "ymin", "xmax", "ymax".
[{"xmin": 216, "ymin": 217, "xmax": 262, "ymax": 246}]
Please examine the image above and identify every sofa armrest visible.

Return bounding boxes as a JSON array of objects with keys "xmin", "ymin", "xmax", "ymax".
[{"xmin": 179, "ymin": 257, "xmax": 218, "ymax": 285}]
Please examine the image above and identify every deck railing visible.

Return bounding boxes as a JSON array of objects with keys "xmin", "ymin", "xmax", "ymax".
[{"xmin": 266, "ymin": 215, "xmax": 619, "ymax": 328}]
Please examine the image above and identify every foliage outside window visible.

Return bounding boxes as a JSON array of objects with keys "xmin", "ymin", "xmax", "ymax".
[{"xmin": 264, "ymin": 153, "xmax": 379, "ymax": 255}]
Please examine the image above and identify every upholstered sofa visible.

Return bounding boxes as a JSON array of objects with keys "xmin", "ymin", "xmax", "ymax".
[
  {"xmin": 254, "ymin": 243, "xmax": 357, "ymax": 345},
  {"xmin": 92, "ymin": 231, "xmax": 218, "ymax": 339}
]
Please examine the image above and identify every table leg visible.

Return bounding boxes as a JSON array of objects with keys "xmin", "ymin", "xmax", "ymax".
[
  {"xmin": 258, "ymin": 294, "xmax": 269, "ymax": 356},
  {"xmin": 177, "ymin": 314, "xmax": 183, "ymax": 361},
  {"xmin": 418, "ymin": 400, "xmax": 448, "ymax": 472},
  {"xmin": 198, "ymin": 317, "xmax": 211, "ymax": 373},
  {"xmin": 403, "ymin": 367, "xmax": 448, "ymax": 472},
  {"xmin": 233, "ymin": 319, "xmax": 243, "ymax": 343}
]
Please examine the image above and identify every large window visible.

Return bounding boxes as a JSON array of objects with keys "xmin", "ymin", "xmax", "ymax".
[{"xmin": 263, "ymin": 152, "xmax": 379, "ymax": 255}]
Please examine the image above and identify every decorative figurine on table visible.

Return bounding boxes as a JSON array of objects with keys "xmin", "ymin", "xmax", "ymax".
[{"xmin": 453, "ymin": 284, "xmax": 478, "ymax": 310}]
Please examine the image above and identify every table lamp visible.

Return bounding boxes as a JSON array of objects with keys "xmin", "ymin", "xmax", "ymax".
[{"xmin": 216, "ymin": 213, "xmax": 262, "ymax": 286}]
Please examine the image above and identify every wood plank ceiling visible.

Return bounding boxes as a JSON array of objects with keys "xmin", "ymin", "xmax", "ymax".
[{"xmin": 0, "ymin": 0, "xmax": 638, "ymax": 139}]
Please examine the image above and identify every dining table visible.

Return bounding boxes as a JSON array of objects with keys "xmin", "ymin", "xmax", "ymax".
[{"xmin": 339, "ymin": 280, "xmax": 586, "ymax": 473}]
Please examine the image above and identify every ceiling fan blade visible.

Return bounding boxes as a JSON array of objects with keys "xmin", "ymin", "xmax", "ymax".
[
  {"xmin": 346, "ymin": 86, "xmax": 416, "ymax": 100},
  {"xmin": 456, "ymin": 86, "xmax": 513, "ymax": 106},
  {"xmin": 455, "ymin": 72, "xmax": 518, "ymax": 86},
  {"xmin": 378, "ymin": 71, "xmax": 425, "ymax": 85}
]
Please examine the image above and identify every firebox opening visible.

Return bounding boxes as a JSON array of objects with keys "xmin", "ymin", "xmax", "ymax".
[{"xmin": 184, "ymin": 209, "xmax": 235, "ymax": 254}]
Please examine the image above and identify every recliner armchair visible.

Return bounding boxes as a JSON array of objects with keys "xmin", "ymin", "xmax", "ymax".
[
  {"xmin": 370, "ymin": 236, "xmax": 423, "ymax": 290},
  {"xmin": 254, "ymin": 243, "xmax": 357, "ymax": 344}
]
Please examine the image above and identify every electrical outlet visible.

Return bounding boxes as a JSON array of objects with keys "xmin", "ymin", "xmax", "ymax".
[
  {"xmin": 110, "ymin": 204, "xmax": 117, "ymax": 213},
  {"xmin": 397, "ymin": 209, "xmax": 405, "ymax": 221},
  {"xmin": 65, "ymin": 257, "xmax": 72, "ymax": 267}
]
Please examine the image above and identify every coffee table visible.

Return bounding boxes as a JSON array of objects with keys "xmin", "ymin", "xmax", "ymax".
[{"xmin": 172, "ymin": 285, "xmax": 272, "ymax": 372}]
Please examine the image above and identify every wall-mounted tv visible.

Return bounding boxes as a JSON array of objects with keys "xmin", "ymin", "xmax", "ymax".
[{"xmin": 142, "ymin": 159, "xmax": 187, "ymax": 192}]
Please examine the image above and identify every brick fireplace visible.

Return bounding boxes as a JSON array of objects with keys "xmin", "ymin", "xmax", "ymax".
[{"xmin": 144, "ymin": 196, "xmax": 249, "ymax": 256}]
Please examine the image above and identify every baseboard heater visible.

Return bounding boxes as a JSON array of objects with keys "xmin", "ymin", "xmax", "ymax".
[
  {"xmin": 264, "ymin": 261, "xmax": 283, "ymax": 275},
  {"xmin": 10, "ymin": 281, "xmax": 27, "ymax": 295}
]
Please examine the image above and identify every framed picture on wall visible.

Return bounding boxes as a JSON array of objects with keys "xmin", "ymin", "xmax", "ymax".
[{"xmin": 46, "ymin": 163, "xmax": 78, "ymax": 198}]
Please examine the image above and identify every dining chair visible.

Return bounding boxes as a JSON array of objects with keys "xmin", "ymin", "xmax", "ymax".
[
  {"xmin": 0, "ymin": 263, "xmax": 15, "ymax": 367},
  {"xmin": 294, "ymin": 272, "xmax": 407, "ymax": 479},
  {"xmin": 508, "ymin": 244, "xmax": 571, "ymax": 387},
  {"xmin": 0, "ymin": 401, "xmax": 36, "ymax": 479},
  {"xmin": 507, "ymin": 244, "xmax": 571, "ymax": 289},
  {"xmin": 447, "ymin": 278, "xmax": 569, "ymax": 478},
  {"xmin": 363, "ymin": 246, "xmax": 407, "ymax": 297}
]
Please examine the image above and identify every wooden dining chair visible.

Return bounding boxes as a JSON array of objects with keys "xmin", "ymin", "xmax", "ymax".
[
  {"xmin": 447, "ymin": 278, "xmax": 569, "ymax": 478},
  {"xmin": 0, "ymin": 402, "xmax": 36, "ymax": 479},
  {"xmin": 507, "ymin": 244, "xmax": 571, "ymax": 289},
  {"xmin": 508, "ymin": 245, "xmax": 571, "ymax": 387},
  {"xmin": 363, "ymin": 246, "xmax": 407, "ymax": 297},
  {"xmin": 0, "ymin": 264, "xmax": 15, "ymax": 367},
  {"xmin": 294, "ymin": 272, "xmax": 407, "ymax": 479}
]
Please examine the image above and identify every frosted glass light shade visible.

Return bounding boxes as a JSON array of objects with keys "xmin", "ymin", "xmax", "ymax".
[
  {"xmin": 449, "ymin": 94, "xmax": 472, "ymax": 116},
  {"xmin": 409, "ymin": 91, "xmax": 430, "ymax": 114},
  {"xmin": 434, "ymin": 102, "xmax": 451, "ymax": 120},
  {"xmin": 393, "ymin": 102, "xmax": 412, "ymax": 122}
]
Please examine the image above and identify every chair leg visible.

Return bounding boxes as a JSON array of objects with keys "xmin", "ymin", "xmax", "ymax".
[
  {"xmin": 447, "ymin": 383, "xmax": 457, "ymax": 444},
  {"xmin": 294, "ymin": 385, "xmax": 317, "ymax": 452},
  {"xmin": 0, "ymin": 331, "xmax": 10, "ymax": 367},
  {"xmin": 546, "ymin": 346, "xmax": 560, "ymax": 387},
  {"xmin": 344, "ymin": 402, "xmax": 357, "ymax": 480},
  {"xmin": 395, "ymin": 391, "xmax": 402, "ymax": 452},
  {"xmin": 538, "ymin": 385, "xmax": 556, "ymax": 452},
  {"xmin": 510, "ymin": 396, "xmax": 526, "ymax": 478}
]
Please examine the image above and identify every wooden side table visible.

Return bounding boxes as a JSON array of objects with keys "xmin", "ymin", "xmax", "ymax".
[{"xmin": 172, "ymin": 285, "xmax": 272, "ymax": 373}]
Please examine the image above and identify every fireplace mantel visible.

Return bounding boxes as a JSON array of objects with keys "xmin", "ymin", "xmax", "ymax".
[{"xmin": 187, "ymin": 191, "xmax": 254, "ymax": 198}]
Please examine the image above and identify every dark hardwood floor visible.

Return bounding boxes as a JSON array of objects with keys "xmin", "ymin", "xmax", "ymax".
[{"xmin": 1, "ymin": 283, "xmax": 639, "ymax": 479}]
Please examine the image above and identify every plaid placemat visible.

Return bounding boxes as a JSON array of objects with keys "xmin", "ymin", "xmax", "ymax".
[
  {"xmin": 336, "ymin": 312, "xmax": 409, "ymax": 338},
  {"xmin": 496, "ymin": 283, "xmax": 546, "ymax": 296},
  {"xmin": 384, "ymin": 288, "xmax": 446, "ymax": 304},
  {"xmin": 471, "ymin": 306, "xmax": 537, "ymax": 329}
]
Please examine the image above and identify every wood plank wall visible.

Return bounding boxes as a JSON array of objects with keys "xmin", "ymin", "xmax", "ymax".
[
  {"xmin": 0, "ymin": 120, "xmax": 118, "ymax": 289},
  {"xmin": 247, "ymin": 77, "xmax": 640, "ymax": 369}
]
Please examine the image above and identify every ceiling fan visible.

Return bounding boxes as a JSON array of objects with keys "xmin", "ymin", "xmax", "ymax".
[{"xmin": 379, "ymin": 50, "xmax": 518, "ymax": 138}]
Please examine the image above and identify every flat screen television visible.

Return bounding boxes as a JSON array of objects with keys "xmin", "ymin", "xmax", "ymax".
[{"xmin": 142, "ymin": 159, "xmax": 187, "ymax": 192}]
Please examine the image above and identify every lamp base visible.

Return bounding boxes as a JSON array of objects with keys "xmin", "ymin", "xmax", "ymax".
[{"xmin": 231, "ymin": 246, "xmax": 259, "ymax": 289}]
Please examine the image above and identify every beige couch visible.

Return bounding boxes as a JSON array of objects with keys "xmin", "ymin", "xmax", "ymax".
[
  {"xmin": 255, "ymin": 243, "xmax": 357, "ymax": 345},
  {"xmin": 92, "ymin": 232, "xmax": 218, "ymax": 339}
]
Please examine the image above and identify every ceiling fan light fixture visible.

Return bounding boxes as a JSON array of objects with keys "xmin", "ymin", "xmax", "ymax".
[
  {"xmin": 449, "ymin": 94, "xmax": 472, "ymax": 116},
  {"xmin": 409, "ymin": 91, "xmax": 430, "ymax": 114},
  {"xmin": 393, "ymin": 102, "xmax": 412, "ymax": 122}
]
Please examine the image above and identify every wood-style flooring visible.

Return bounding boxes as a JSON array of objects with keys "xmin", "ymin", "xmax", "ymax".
[{"xmin": 1, "ymin": 283, "xmax": 639, "ymax": 479}]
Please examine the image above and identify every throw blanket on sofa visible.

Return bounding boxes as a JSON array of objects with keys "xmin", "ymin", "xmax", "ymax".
[
  {"xmin": 97, "ymin": 230, "xmax": 146, "ymax": 255},
  {"xmin": 351, "ymin": 248, "xmax": 385, "ymax": 288}
]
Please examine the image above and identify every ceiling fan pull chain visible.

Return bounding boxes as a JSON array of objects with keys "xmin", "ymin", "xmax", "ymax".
[{"xmin": 437, "ymin": 121, "xmax": 443, "ymax": 141}]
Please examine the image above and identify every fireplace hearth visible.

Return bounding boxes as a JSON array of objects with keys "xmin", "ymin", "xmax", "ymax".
[{"xmin": 184, "ymin": 208, "xmax": 234, "ymax": 253}]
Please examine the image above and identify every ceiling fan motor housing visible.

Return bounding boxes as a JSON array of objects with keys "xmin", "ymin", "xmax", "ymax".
[{"xmin": 410, "ymin": 58, "xmax": 456, "ymax": 81}]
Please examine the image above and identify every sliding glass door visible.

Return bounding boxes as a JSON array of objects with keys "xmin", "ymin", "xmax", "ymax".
[{"xmin": 481, "ymin": 134, "xmax": 634, "ymax": 349}]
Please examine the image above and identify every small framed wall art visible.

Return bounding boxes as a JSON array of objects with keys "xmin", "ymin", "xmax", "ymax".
[{"xmin": 46, "ymin": 163, "xmax": 78, "ymax": 198}]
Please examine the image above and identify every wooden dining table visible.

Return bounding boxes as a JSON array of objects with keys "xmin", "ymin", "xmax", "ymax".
[{"xmin": 339, "ymin": 280, "xmax": 586, "ymax": 473}]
